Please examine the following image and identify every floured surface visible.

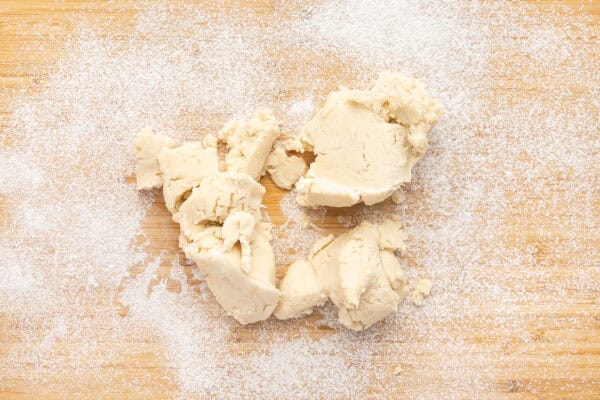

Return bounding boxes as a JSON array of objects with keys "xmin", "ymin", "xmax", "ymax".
[{"xmin": 0, "ymin": 1, "xmax": 599, "ymax": 399}]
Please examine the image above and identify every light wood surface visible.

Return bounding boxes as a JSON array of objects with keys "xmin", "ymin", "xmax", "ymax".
[{"xmin": 0, "ymin": 1, "xmax": 599, "ymax": 399}]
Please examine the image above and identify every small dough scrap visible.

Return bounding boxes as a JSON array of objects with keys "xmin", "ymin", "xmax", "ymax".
[
  {"xmin": 410, "ymin": 278, "xmax": 432, "ymax": 306},
  {"xmin": 222, "ymin": 211, "xmax": 256, "ymax": 273},
  {"xmin": 291, "ymin": 71, "xmax": 442, "ymax": 207},
  {"xmin": 218, "ymin": 109, "xmax": 280, "ymax": 180},
  {"xmin": 178, "ymin": 172, "xmax": 265, "ymax": 241},
  {"xmin": 274, "ymin": 259, "xmax": 327, "ymax": 320},
  {"xmin": 391, "ymin": 188, "xmax": 406, "ymax": 204},
  {"xmin": 134, "ymin": 127, "xmax": 175, "ymax": 190},
  {"xmin": 266, "ymin": 148, "xmax": 308, "ymax": 190},
  {"xmin": 278, "ymin": 220, "xmax": 409, "ymax": 330},
  {"xmin": 158, "ymin": 142, "xmax": 219, "ymax": 220}
]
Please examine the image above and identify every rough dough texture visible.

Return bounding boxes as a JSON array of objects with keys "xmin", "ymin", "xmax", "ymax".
[
  {"xmin": 133, "ymin": 118, "xmax": 282, "ymax": 325},
  {"xmin": 134, "ymin": 127, "xmax": 175, "ymax": 190},
  {"xmin": 181, "ymin": 222, "xmax": 279, "ymax": 324},
  {"xmin": 274, "ymin": 259, "xmax": 327, "ymax": 320},
  {"xmin": 409, "ymin": 278, "xmax": 432, "ymax": 306},
  {"xmin": 218, "ymin": 109, "xmax": 280, "ymax": 180},
  {"xmin": 265, "ymin": 148, "xmax": 308, "ymax": 190},
  {"xmin": 178, "ymin": 172, "xmax": 265, "ymax": 241},
  {"xmin": 176, "ymin": 171, "xmax": 279, "ymax": 324},
  {"xmin": 157, "ymin": 142, "xmax": 219, "ymax": 221},
  {"xmin": 222, "ymin": 211, "xmax": 256, "ymax": 273},
  {"xmin": 276, "ymin": 219, "xmax": 409, "ymax": 331},
  {"xmin": 288, "ymin": 71, "xmax": 442, "ymax": 207}
]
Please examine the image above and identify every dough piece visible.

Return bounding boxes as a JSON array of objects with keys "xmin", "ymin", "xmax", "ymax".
[
  {"xmin": 274, "ymin": 259, "xmax": 327, "ymax": 320},
  {"xmin": 289, "ymin": 71, "xmax": 442, "ymax": 207},
  {"xmin": 391, "ymin": 188, "xmax": 406, "ymax": 204},
  {"xmin": 265, "ymin": 148, "xmax": 308, "ymax": 190},
  {"xmin": 183, "ymin": 223, "xmax": 279, "ymax": 324},
  {"xmin": 410, "ymin": 278, "xmax": 432, "ymax": 306},
  {"xmin": 178, "ymin": 172, "xmax": 265, "ymax": 241},
  {"xmin": 277, "ymin": 219, "xmax": 408, "ymax": 330},
  {"xmin": 218, "ymin": 109, "xmax": 280, "ymax": 180},
  {"xmin": 176, "ymin": 170, "xmax": 278, "ymax": 324},
  {"xmin": 158, "ymin": 142, "xmax": 219, "ymax": 221},
  {"xmin": 313, "ymin": 221, "xmax": 407, "ymax": 330},
  {"xmin": 134, "ymin": 127, "xmax": 175, "ymax": 190},
  {"xmin": 222, "ymin": 211, "xmax": 256, "ymax": 273}
]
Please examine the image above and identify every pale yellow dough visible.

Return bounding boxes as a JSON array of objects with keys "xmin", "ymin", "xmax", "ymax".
[
  {"xmin": 177, "ymin": 172, "xmax": 280, "ymax": 324},
  {"xmin": 132, "ymin": 88, "xmax": 435, "ymax": 329},
  {"xmin": 289, "ymin": 71, "xmax": 442, "ymax": 207},
  {"xmin": 218, "ymin": 109, "xmax": 280, "ymax": 180},
  {"xmin": 181, "ymin": 222, "xmax": 279, "ymax": 324},
  {"xmin": 275, "ymin": 219, "xmax": 409, "ymax": 331},
  {"xmin": 274, "ymin": 259, "xmax": 327, "ymax": 320},
  {"xmin": 134, "ymin": 127, "xmax": 175, "ymax": 190},
  {"xmin": 157, "ymin": 142, "xmax": 219, "ymax": 221},
  {"xmin": 409, "ymin": 278, "xmax": 432, "ymax": 306},
  {"xmin": 265, "ymin": 148, "xmax": 308, "ymax": 190},
  {"xmin": 134, "ymin": 113, "xmax": 282, "ymax": 325}
]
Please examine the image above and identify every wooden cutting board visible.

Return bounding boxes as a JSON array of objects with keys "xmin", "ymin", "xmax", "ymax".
[{"xmin": 0, "ymin": 1, "xmax": 598, "ymax": 399}]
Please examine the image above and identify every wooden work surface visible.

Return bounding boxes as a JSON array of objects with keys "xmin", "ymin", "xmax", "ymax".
[{"xmin": 0, "ymin": 1, "xmax": 599, "ymax": 399}]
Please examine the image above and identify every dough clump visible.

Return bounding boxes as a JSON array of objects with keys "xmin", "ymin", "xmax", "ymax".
[
  {"xmin": 218, "ymin": 109, "xmax": 281, "ymax": 180},
  {"xmin": 275, "ymin": 218, "xmax": 409, "ymax": 331},
  {"xmin": 265, "ymin": 148, "xmax": 308, "ymax": 190},
  {"xmin": 133, "ymin": 72, "xmax": 438, "ymax": 330},
  {"xmin": 289, "ymin": 71, "xmax": 442, "ymax": 207},
  {"xmin": 134, "ymin": 111, "xmax": 281, "ymax": 325}
]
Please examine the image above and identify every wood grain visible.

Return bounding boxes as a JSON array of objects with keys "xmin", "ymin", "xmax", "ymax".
[{"xmin": 0, "ymin": 1, "xmax": 598, "ymax": 399}]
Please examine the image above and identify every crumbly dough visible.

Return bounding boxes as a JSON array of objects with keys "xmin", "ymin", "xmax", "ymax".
[
  {"xmin": 265, "ymin": 148, "xmax": 308, "ymax": 190},
  {"xmin": 132, "ymin": 89, "xmax": 435, "ymax": 329},
  {"xmin": 157, "ymin": 142, "xmax": 219, "ymax": 221},
  {"xmin": 274, "ymin": 259, "xmax": 327, "ymax": 320},
  {"xmin": 409, "ymin": 278, "xmax": 432, "ymax": 306},
  {"xmin": 218, "ymin": 109, "xmax": 280, "ymax": 180},
  {"xmin": 134, "ymin": 116, "xmax": 282, "ymax": 325},
  {"xmin": 134, "ymin": 127, "xmax": 175, "ymax": 190},
  {"xmin": 176, "ymin": 170, "xmax": 279, "ymax": 324},
  {"xmin": 276, "ymin": 219, "xmax": 409, "ymax": 331},
  {"xmin": 288, "ymin": 71, "xmax": 442, "ymax": 207},
  {"xmin": 178, "ymin": 172, "xmax": 265, "ymax": 241},
  {"xmin": 181, "ymin": 222, "xmax": 279, "ymax": 324}
]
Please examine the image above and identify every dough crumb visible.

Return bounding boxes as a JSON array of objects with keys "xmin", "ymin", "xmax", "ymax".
[
  {"xmin": 410, "ymin": 278, "xmax": 432, "ymax": 306},
  {"xmin": 391, "ymin": 188, "xmax": 406, "ymax": 204},
  {"xmin": 266, "ymin": 148, "xmax": 308, "ymax": 190}
]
